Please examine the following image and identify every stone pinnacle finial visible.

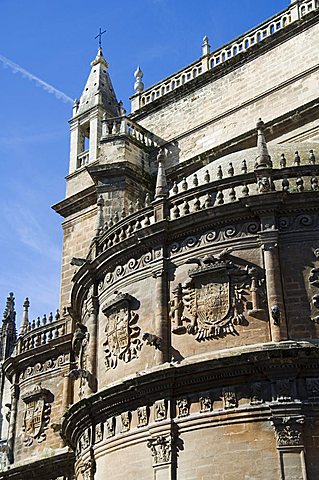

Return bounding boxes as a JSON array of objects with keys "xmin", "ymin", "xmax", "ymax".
[
  {"xmin": 155, "ymin": 149, "xmax": 168, "ymax": 199},
  {"xmin": 202, "ymin": 36, "xmax": 211, "ymax": 56},
  {"xmin": 91, "ymin": 47, "xmax": 108, "ymax": 68},
  {"xmin": 255, "ymin": 118, "xmax": 272, "ymax": 170},
  {"xmin": 96, "ymin": 194, "xmax": 105, "ymax": 234},
  {"xmin": 20, "ymin": 297, "xmax": 30, "ymax": 335},
  {"xmin": 134, "ymin": 66, "xmax": 144, "ymax": 93}
]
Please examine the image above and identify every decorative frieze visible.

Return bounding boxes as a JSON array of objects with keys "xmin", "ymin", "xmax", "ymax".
[
  {"xmin": 102, "ymin": 293, "xmax": 142, "ymax": 369},
  {"xmin": 20, "ymin": 354, "xmax": 70, "ymax": 381}
]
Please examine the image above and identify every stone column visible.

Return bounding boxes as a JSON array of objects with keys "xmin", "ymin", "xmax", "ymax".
[
  {"xmin": 271, "ymin": 405, "xmax": 308, "ymax": 480},
  {"xmin": 260, "ymin": 231, "xmax": 288, "ymax": 342},
  {"xmin": 85, "ymin": 295, "xmax": 99, "ymax": 394},
  {"xmin": 147, "ymin": 435, "xmax": 175, "ymax": 480},
  {"xmin": 7, "ymin": 379, "xmax": 19, "ymax": 464},
  {"xmin": 152, "ymin": 260, "xmax": 169, "ymax": 364}
]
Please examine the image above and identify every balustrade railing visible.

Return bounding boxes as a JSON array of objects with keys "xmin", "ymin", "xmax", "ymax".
[
  {"xmin": 19, "ymin": 309, "xmax": 71, "ymax": 353},
  {"xmin": 77, "ymin": 150, "xmax": 89, "ymax": 169},
  {"xmin": 134, "ymin": 0, "xmax": 319, "ymax": 109},
  {"xmin": 101, "ymin": 116, "xmax": 162, "ymax": 149},
  {"xmin": 95, "ymin": 149, "xmax": 318, "ymax": 256}
]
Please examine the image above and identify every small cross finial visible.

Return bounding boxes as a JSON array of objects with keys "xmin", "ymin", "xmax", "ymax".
[{"xmin": 95, "ymin": 27, "xmax": 106, "ymax": 49}]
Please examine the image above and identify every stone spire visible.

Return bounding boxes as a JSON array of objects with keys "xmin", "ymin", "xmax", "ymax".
[
  {"xmin": 19, "ymin": 297, "xmax": 30, "ymax": 336},
  {"xmin": 255, "ymin": 118, "xmax": 272, "ymax": 169},
  {"xmin": 77, "ymin": 48, "xmax": 119, "ymax": 117},
  {"xmin": 155, "ymin": 149, "xmax": 168, "ymax": 199},
  {"xmin": 0, "ymin": 292, "xmax": 17, "ymax": 360}
]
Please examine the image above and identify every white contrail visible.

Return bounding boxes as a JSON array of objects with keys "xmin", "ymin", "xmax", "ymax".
[{"xmin": 0, "ymin": 54, "xmax": 74, "ymax": 104}]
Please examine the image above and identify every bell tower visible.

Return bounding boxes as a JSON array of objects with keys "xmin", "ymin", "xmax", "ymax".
[{"xmin": 69, "ymin": 48, "xmax": 120, "ymax": 172}]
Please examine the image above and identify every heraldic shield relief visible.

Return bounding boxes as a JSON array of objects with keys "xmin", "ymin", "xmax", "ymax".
[
  {"xmin": 102, "ymin": 293, "xmax": 142, "ymax": 369},
  {"xmin": 22, "ymin": 384, "xmax": 51, "ymax": 447},
  {"xmin": 170, "ymin": 248, "xmax": 264, "ymax": 341}
]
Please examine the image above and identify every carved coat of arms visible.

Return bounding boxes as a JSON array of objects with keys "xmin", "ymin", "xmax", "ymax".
[
  {"xmin": 170, "ymin": 249, "xmax": 262, "ymax": 341},
  {"xmin": 103, "ymin": 293, "xmax": 142, "ymax": 369},
  {"xmin": 22, "ymin": 384, "xmax": 51, "ymax": 446}
]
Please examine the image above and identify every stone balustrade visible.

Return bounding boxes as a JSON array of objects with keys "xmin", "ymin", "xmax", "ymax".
[
  {"xmin": 76, "ymin": 150, "xmax": 89, "ymax": 169},
  {"xmin": 101, "ymin": 115, "xmax": 162, "ymax": 149},
  {"xmin": 132, "ymin": 0, "xmax": 319, "ymax": 110},
  {"xmin": 18, "ymin": 309, "xmax": 71, "ymax": 353},
  {"xmin": 96, "ymin": 148, "xmax": 318, "ymax": 255}
]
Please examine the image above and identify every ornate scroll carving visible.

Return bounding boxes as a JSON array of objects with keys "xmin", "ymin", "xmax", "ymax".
[
  {"xmin": 147, "ymin": 436, "xmax": 172, "ymax": 466},
  {"xmin": 102, "ymin": 293, "xmax": 142, "ymax": 369},
  {"xmin": 170, "ymin": 250, "xmax": 263, "ymax": 341},
  {"xmin": 273, "ymin": 416, "xmax": 305, "ymax": 447},
  {"xmin": 22, "ymin": 384, "xmax": 52, "ymax": 447}
]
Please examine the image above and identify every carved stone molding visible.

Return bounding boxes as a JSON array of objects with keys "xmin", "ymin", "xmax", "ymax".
[
  {"xmin": 177, "ymin": 398, "xmax": 190, "ymax": 417},
  {"xmin": 21, "ymin": 384, "xmax": 52, "ymax": 447},
  {"xmin": 20, "ymin": 354, "xmax": 70, "ymax": 381},
  {"xmin": 95, "ymin": 423, "xmax": 103, "ymax": 444},
  {"xmin": 170, "ymin": 250, "xmax": 264, "ymax": 341},
  {"xmin": 147, "ymin": 435, "xmax": 172, "ymax": 467},
  {"xmin": 168, "ymin": 221, "xmax": 260, "ymax": 256},
  {"xmin": 102, "ymin": 293, "xmax": 142, "ymax": 369},
  {"xmin": 272, "ymin": 416, "xmax": 305, "ymax": 447},
  {"xmin": 199, "ymin": 395, "xmax": 212, "ymax": 412},
  {"xmin": 154, "ymin": 400, "xmax": 168, "ymax": 422},
  {"xmin": 222, "ymin": 388, "xmax": 238, "ymax": 409},
  {"xmin": 137, "ymin": 406, "xmax": 149, "ymax": 427},
  {"xmin": 105, "ymin": 417, "xmax": 116, "ymax": 438},
  {"xmin": 120, "ymin": 412, "xmax": 131, "ymax": 433}
]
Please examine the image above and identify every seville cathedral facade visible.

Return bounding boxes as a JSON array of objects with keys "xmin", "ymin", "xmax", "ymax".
[{"xmin": 1, "ymin": 0, "xmax": 319, "ymax": 478}]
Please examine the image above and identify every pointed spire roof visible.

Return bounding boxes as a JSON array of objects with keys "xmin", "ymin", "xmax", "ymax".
[
  {"xmin": 20, "ymin": 297, "xmax": 30, "ymax": 336},
  {"xmin": 77, "ymin": 48, "xmax": 119, "ymax": 117}
]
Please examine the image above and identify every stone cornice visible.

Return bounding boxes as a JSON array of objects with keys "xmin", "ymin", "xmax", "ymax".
[
  {"xmin": 61, "ymin": 341, "xmax": 319, "ymax": 449},
  {"xmin": 52, "ymin": 185, "xmax": 96, "ymax": 219}
]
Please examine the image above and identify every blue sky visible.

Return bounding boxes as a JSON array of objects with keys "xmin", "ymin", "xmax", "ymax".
[{"xmin": 0, "ymin": 0, "xmax": 288, "ymax": 326}]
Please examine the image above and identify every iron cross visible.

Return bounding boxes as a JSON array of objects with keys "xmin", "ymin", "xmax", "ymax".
[{"xmin": 95, "ymin": 28, "xmax": 106, "ymax": 48}]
